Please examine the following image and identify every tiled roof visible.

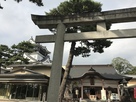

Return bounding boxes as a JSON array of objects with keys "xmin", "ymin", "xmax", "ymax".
[{"xmin": 69, "ymin": 64, "xmax": 132, "ymax": 81}]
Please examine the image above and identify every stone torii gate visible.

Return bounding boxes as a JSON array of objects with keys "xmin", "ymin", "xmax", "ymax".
[{"xmin": 31, "ymin": 7, "xmax": 136, "ymax": 102}]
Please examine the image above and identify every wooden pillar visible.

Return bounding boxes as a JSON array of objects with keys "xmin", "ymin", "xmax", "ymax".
[
  {"xmin": 81, "ymin": 79, "xmax": 84, "ymax": 99},
  {"xmin": 38, "ymin": 85, "xmax": 42, "ymax": 101},
  {"xmin": 32, "ymin": 84, "xmax": 35, "ymax": 100},
  {"xmin": 15, "ymin": 85, "xmax": 18, "ymax": 99},
  {"xmin": 101, "ymin": 79, "xmax": 105, "ymax": 90},
  {"xmin": 101, "ymin": 79, "xmax": 107, "ymax": 101},
  {"xmin": 6, "ymin": 84, "xmax": 9, "ymax": 99},
  {"xmin": 117, "ymin": 84, "xmax": 121, "ymax": 101},
  {"xmin": 9, "ymin": 84, "xmax": 12, "ymax": 99},
  {"xmin": 25, "ymin": 84, "xmax": 28, "ymax": 100},
  {"xmin": 47, "ymin": 22, "xmax": 65, "ymax": 102}
]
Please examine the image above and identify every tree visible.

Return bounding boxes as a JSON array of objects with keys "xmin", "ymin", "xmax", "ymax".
[
  {"xmin": 0, "ymin": 41, "xmax": 36, "ymax": 73},
  {"xmin": 0, "ymin": 0, "xmax": 43, "ymax": 9},
  {"xmin": 112, "ymin": 57, "xmax": 134, "ymax": 74},
  {"xmin": 0, "ymin": 44, "xmax": 11, "ymax": 73},
  {"xmin": 125, "ymin": 66, "xmax": 136, "ymax": 74},
  {"xmin": 10, "ymin": 41, "xmax": 35, "ymax": 64},
  {"xmin": 14, "ymin": 0, "xmax": 43, "ymax": 6},
  {"xmin": 46, "ymin": 0, "xmax": 112, "ymax": 101}
]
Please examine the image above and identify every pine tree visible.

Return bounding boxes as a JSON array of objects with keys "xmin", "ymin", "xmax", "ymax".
[
  {"xmin": 10, "ymin": 41, "xmax": 35, "ymax": 64},
  {"xmin": 0, "ymin": 44, "xmax": 11, "ymax": 73},
  {"xmin": 46, "ymin": 0, "xmax": 112, "ymax": 101},
  {"xmin": 0, "ymin": 0, "xmax": 43, "ymax": 9}
]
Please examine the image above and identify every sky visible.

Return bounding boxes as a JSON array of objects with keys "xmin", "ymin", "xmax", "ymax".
[{"xmin": 0, "ymin": 0, "xmax": 136, "ymax": 66}]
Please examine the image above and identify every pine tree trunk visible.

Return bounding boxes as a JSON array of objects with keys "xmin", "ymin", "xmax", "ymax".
[{"xmin": 59, "ymin": 41, "xmax": 76, "ymax": 102}]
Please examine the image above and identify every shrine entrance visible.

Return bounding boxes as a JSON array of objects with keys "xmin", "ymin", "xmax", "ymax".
[
  {"xmin": 83, "ymin": 86, "xmax": 101, "ymax": 99},
  {"xmin": 31, "ymin": 7, "xmax": 136, "ymax": 102}
]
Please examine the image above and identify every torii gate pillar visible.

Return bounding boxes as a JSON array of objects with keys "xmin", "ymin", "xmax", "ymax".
[{"xmin": 47, "ymin": 22, "xmax": 65, "ymax": 102}]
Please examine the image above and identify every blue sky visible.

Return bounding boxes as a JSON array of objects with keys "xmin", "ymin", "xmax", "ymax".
[{"xmin": 1, "ymin": 0, "xmax": 136, "ymax": 65}]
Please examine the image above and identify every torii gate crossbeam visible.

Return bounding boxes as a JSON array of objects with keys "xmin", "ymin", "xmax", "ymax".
[
  {"xmin": 35, "ymin": 29, "xmax": 136, "ymax": 43},
  {"xmin": 31, "ymin": 7, "xmax": 136, "ymax": 102}
]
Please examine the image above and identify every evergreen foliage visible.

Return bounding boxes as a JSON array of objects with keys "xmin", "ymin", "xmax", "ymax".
[
  {"xmin": 0, "ymin": 0, "xmax": 43, "ymax": 9},
  {"xmin": 10, "ymin": 41, "xmax": 35, "ymax": 64},
  {"xmin": 126, "ymin": 66, "xmax": 136, "ymax": 74},
  {"xmin": 46, "ymin": 0, "xmax": 102, "ymax": 16},
  {"xmin": 0, "ymin": 44, "xmax": 11, "ymax": 67},
  {"xmin": 0, "ymin": 41, "xmax": 35, "ymax": 69},
  {"xmin": 46, "ymin": 0, "xmax": 112, "ymax": 57},
  {"xmin": 112, "ymin": 57, "xmax": 134, "ymax": 74},
  {"xmin": 14, "ymin": 0, "xmax": 43, "ymax": 6}
]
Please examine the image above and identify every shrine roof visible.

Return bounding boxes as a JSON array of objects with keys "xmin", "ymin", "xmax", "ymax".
[
  {"xmin": 0, "ymin": 67, "xmax": 49, "ymax": 83},
  {"xmin": 69, "ymin": 64, "xmax": 132, "ymax": 81},
  {"xmin": 8, "ymin": 63, "xmax": 52, "ymax": 68}
]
